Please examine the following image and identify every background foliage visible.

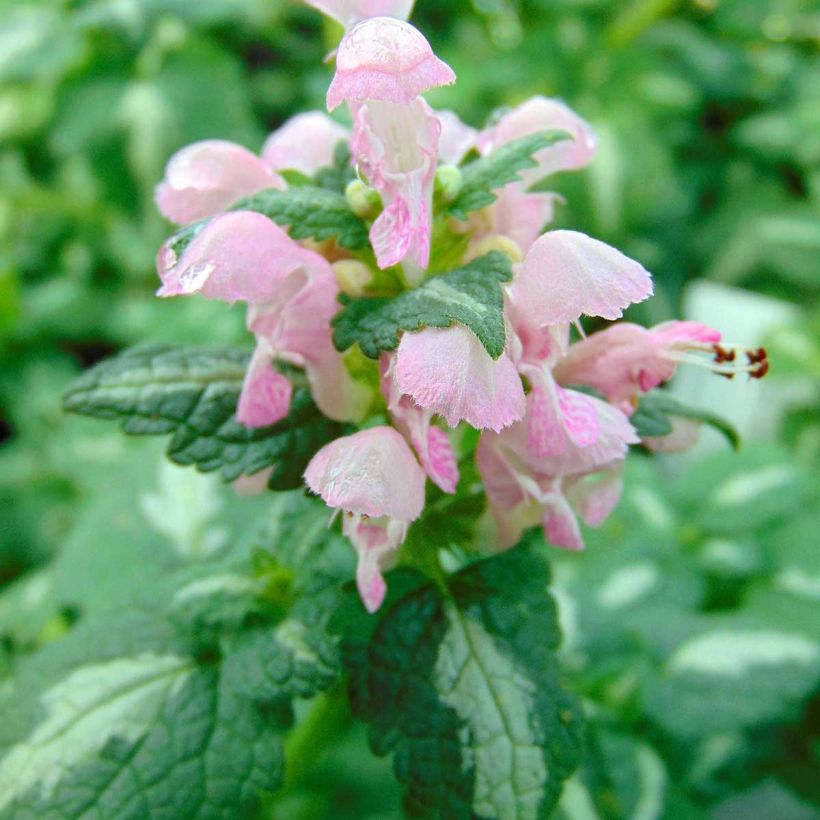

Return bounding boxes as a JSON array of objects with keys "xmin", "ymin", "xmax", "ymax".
[{"xmin": 1, "ymin": 0, "xmax": 818, "ymax": 817}]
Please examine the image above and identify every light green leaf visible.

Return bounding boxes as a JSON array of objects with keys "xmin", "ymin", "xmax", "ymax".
[
  {"xmin": 448, "ymin": 130, "xmax": 570, "ymax": 220},
  {"xmin": 62, "ymin": 344, "xmax": 348, "ymax": 490},
  {"xmin": 338, "ymin": 536, "xmax": 583, "ymax": 818},
  {"xmin": 332, "ymin": 251, "xmax": 513, "ymax": 360}
]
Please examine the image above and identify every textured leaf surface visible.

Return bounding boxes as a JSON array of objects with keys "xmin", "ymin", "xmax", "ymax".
[
  {"xmin": 166, "ymin": 182, "xmax": 368, "ymax": 256},
  {"xmin": 448, "ymin": 130, "xmax": 570, "ymax": 220},
  {"xmin": 0, "ymin": 518, "xmax": 344, "ymax": 819},
  {"xmin": 333, "ymin": 252, "xmax": 513, "ymax": 360},
  {"xmin": 62, "ymin": 344, "xmax": 347, "ymax": 490},
  {"xmin": 338, "ymin": 537, "xmax": 583, "ymax": 819}
]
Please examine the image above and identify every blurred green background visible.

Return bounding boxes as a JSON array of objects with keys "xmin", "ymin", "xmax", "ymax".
[{"xmin": 1, "ymin": 0, "xmax": 818, "ymax": 817}]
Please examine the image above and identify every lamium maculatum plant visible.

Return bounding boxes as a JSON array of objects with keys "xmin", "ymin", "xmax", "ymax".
[{"xmin": 49, "ymin": 1, "xmax": 770, "ymax": 817}]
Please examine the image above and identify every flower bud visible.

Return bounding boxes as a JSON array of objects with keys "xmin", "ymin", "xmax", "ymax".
[
  {"xmin": 467, "ymin": 234, "xmax": 524, "ymax": 264},
  {"xmin": 345, "ymin": 179, "xmax": 380, "ymax": 217},
  {"xmin": 333, "ymin": 259, "xmax": 373, "ymax": 297},
  {"xmin": 434, "ymin": 164, "xmax": 463, "ymax": 202}
]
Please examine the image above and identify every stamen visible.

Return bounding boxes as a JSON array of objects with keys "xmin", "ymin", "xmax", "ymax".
[{"xmin": 664, "ymin": 345, "xmax": 769, "ymax": 380}]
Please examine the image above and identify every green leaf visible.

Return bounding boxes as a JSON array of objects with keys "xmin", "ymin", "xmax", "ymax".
[
  {"xmin": 62, "ymin": 344, "xmax": 347, "ymax": 490},
  {"xmin": 312, "ymin": 140, "xmax": 357, "ymax": 194},
  {"xmin": 164, "ymin": 181, "xmax": 368, "ymax": 259},
  {"xmin": 338, "ymin": 536, "xmax": 583, "ymax": 818},
  {"xmin": 447, "ymin": 130, "xmax": 570, "ymax": 220},
  {"xmin": 333, "ymin": 251, "xmax": 513, "ymax": 360},
  {"xmin": 633, "ymin": 392, "xmax": 740, "ymax": 449}
]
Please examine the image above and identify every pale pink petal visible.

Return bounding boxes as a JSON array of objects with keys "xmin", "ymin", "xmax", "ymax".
[
  {"xmin": 478, "ymin": 96, "xmax": 596, "ymax": 186},
  {"xmin": 343, "ymin": 513, "xmax": 407, "ymax": 613},
  {"xmin": 236, "ymin": 345, "xmax": 293, "ymax": 428},
  {"xmin": 247, "ymin": 269, "xmax": 371, "ymax": 423},
  {"xmin": 528, "ymin": 398, "xmax": 639, "ymax": 476},
  {"xmin": 381, "ymin": 355, "xmax": 459, "ymax": 493},
  {"xmin": 491, "ymin": 188, "xmax": 558, "ymax": 254},
  {"xmin": 262, "ymin": 112, "xmax": 350, "ymax": 174},
  {"xmin": 304, "ymin": 426, "xmax": 426, "ymax": 520},
  {"xmin": 155, "ymin": 140, "xmax": 282, "ymax": 224},
  {"xmin": 305, "ymin": 0, "xmax": 415, "ymax": 28},
  {"xmin": 157, "ymin": 211, "xmax": 324, "ymax": 304},
  {"xmin": 395, "ymin": 325, "xmax": 526, "ymax": 432},
  {"xmin": 565, "ymin": 463, "xmax": 623, "ymax": 526},
  {"xmin": 436, "ymin": 109, "xmax": 477, "ymax": 164},
  {"xmin": 327, "ymin": 18, "xmax": 455, "ymax": 110},
  {"xmin": 542, "ymin": 494, "xmax": 585, "ymax": 551},
  {"xmin": 509, "ymin": 230, "xmax": 653, "ymax": 326},
  {"xmin": 352, "ymin": 99, "xmax": 438, "ymax": 268},
  {"xmin": 650, "ymin": 320, "xmax": 722, "ymax": 346}
]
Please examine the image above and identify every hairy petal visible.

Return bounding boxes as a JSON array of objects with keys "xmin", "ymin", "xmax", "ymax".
[
  {"xmin": 395, "ymin": 325, "xmax": 526, "ymax": 432},
  {"xmin": 262, "ymin": 112, "xmax": 350, "ymax": 174},
  {"xmin": 304, "ymin": 426, "xmax": 426, "ymax": 520},
  {"xmin": 155, "ymin": 140, "xmax": 282, "ymax": 224},
  {"xmin": 327, "ymin": 17, "xmax": 455, "ymax": 110},
  {"xmin": 509, "ymin": 230, "xmax": 653, "ymax": 326},
  {"xmin": 157, "ymin": 212, "xmax": 325, "ymax": 304}
]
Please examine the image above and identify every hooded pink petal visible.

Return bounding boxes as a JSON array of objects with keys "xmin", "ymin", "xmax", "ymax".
[
  {"xmin": 305, "ymin": 0, "xmax": 415, "ymax": 28},
  {"xmin": 352, "ymin": 98, "xmax": 439, "ymax": 268},
  {"xmin": 490, "ymin": 188, "xmax": 559, "ymax": 254},
  {"xmin": 565, "ymin": 463, "xmax": 623, "ymax": 526},
  {"xmin": 304, "ymin": 426, "xmax": 426, "ymax": 520},
  {"xmin": 542, "ymin": 493, "xmax": 585, "ymax": 551},
  {"xmin": 395, "ymin": 325, "xmax": 526, "ymax": 432},
  {"xmin": 155, "ymin": 140, "xmax": 282, "ymax": 225},
  {"xmin": 156, "ymin": 211, "xmax": 323, "ymax": 304},
  {"xmin": 262, "ymin": 112, "xmax": 350, "ymax": 175},
  {"xmin": 327, "ymin": 17, "xmax": 455, "ymax": 110},
  {"xmin": 236, "ymin": 344, "xmax": 293, "ymax": 428},
  {"xmin": 478, "ymin": 96, "xmax": 596, "ymax": 186},
  {"xmin": 509, "ymin": 230, "xmax": 653, "ymax": 327}
]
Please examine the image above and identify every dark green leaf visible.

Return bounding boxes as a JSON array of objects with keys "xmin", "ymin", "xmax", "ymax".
[
  {"xmin": 312, "ymin": 140, "xmax": 357, "ymax": 194},
  {"xmin": 448, "ymin": 130, "xmax": 571, "ymax": 220},
  {"xmin": 635, "ymin": 393, "xmax": 741, "ymax": 449},
  {"xmin": 337, "ymin": 536, "xmax": 583, "ymax": 819},
  {"xmin": 333, "ymin": 251, "xmax": 513, "ymax": 360},
  {"xmin": 62, "ymin": 344, "xmax": 347, "ymax": 490}
]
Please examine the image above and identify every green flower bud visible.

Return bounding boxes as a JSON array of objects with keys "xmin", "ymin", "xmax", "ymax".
[
  {"xmin": 333, "ymin": 259, "xmax": 373, "ymax": 297},
  {"xmin": 345, "ymin": 180, "xmax": 380, "ymax": 217},
  {"xmin": 434, "ymin": 164, "xmax": 463, "ymax": 202}
]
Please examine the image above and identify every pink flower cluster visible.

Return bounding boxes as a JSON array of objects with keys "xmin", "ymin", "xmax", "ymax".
[{"xmin": 154, "ymin": 2, "xmax": 766, "ymax": 612}]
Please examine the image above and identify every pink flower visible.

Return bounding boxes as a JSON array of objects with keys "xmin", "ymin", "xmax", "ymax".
[
  {"xmin": 477, "ymin": 424, "xmax": 626, "ymax": 550},
  {"xmin": 304, "ymin": 426, "xmax": 426, "ymax": 611},
  {"xmin": 380, "ymin": 355, "xmax": 459, "ymax": 493},
  {"xmin": 156, "ymin": 211, "xmax": 323, "ymax": 303},
  {"xmin": 352, "ymin": 98, "xmax": 440, "ymax": 268},
  {"xmin": 478, "ymin": 96, "xmax": 596, "ymax": 186},
  {"xmin": 156, "ymin": 211, "xmax": 370, "ymax": 426},
  {"xmin": 262, "ymin": 112, "xmax": 350, "ymax": 175},
  {"xmin": 304, "ymin": 0, "xmax": 415, "ymax": 29},
  {"xmin": 327, "ymin": 17, "xmax": 455, "ymax": 110},
  {"xmin": 507, "ymin": 230, "xmax": 654, "ymax": 329},
  {"xmin": 553, "ymin": 321, "xmax": 722, "ymax": 412},
  {"xmin": 155, "ymin": 140, "xmax": 283, "ymax": 225},
  {"xmin": 394, "ymin": 324, "xmax": 526, "ymax": 432}
]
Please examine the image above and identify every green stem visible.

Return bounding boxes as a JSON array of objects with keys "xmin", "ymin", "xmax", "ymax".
[{"xmin": 281, "ymin": 682, "xmax": 350, "ymax": 793}]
